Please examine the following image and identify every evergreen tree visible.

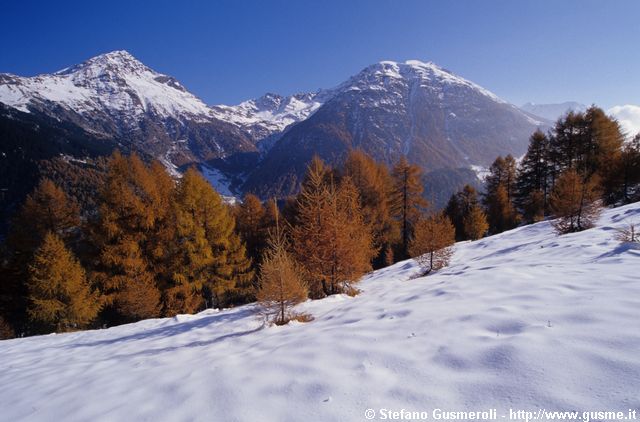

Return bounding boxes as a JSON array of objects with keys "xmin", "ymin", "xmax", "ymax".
[
  {"xmin": 463, "ymin": 204, "xmax": 489, "ymax": 241},
  {"xmin": 516, "ymin": 130, "xmax": 552, "ymax": 222},
  {"xmin": 445, "ymin": 185, "xmax": 481, "ymax": 240},
  {"xmin": 547, "ymin": 107, "xmax": 625, "ymax": 202},
  {"xmin": 27, "ymin": 232, "xmax": 99, "ymax": 333},
  {"xmin": 389, "ymin": 156, "xmax": 428, "ymax": 259},
  {"xmin": 549, "ymin": 169, "xmax": 602, "ymax": 234},
  {"xmin": 618, "ymin": 134, "xmax": 640, "ymax": 203},
  {"xmin": 549, "ymin": 111, "xmax": 588, "ymax": 177},
  {"xmin": 257, "ymin": 211, "xmax": 307, "ymax": 325},
  {"xmin": 409, "ymin": 213, "xmax": 455, "ymax": 275}
]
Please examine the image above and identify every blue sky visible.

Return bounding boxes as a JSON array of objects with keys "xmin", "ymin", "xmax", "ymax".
[{"xmin": 1, "ymin": 0, "xmax": 639, "ymax": 109}]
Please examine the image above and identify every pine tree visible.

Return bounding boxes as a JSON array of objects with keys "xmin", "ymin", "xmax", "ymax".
[
  {"xmin": 257, "ymin": 211, "xmax": 307, "ymax": 325},
  {"xmin": 549, "ymin": 111, "xmax": 588, "ymax": 177},
  {"xmin": 389, "ymin": 156, "xmax": 428, "ymax": 259},
  {"xmin": 445, "ymin": 185, "xmax": 482, "ymax": 240},
  {"xmin": 463, "ymin": 204, "xmax": 489, "ymax": 241},
  {"xmin": 516, "ymin": 130, "xmax": 552, "ymax": 222},
  {"xmin": 547, "ymin": 107, "xmax": 625, "ymax": 202},
  {"xmin": 409, "ymin": 213, "xmax": 455, "ymax": 275},
  {"xmin": 549, "ymin": 169, "xmax": 602, "ymax": 234},
  {"xmin": 27, "ymin": 232, "xmax": 99, "ymax": 333},
  {"xmin": 618, "ymin": 134, "xmax": 640, "ymax": 203}
]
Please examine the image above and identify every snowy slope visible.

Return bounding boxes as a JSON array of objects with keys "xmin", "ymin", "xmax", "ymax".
[{"xmin": 2, "ymin": 203, "xmax": 639, "ymax": 421}]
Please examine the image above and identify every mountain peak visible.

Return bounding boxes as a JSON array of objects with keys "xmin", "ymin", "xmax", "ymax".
[
  {"xmin": 339, "ymin": 59, "xmax": 506, "ymax": 104},
  {"xmin": 55, "ymin": 50, "xmax": 148, "ymax": 77}
]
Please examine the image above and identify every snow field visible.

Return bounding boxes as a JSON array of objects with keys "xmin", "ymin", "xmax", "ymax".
[{"xmin": 1, "ymin": 203, "xmax": 639, "ymax": 421}]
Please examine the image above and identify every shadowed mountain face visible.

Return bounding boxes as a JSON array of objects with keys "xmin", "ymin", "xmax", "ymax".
[
  {"xmin": 0, "ymin": 53, "xmax": 548, "ymax": 207},
  {"xmin": 242, "ymin": 60, "xmax": 547, "ymax": 198}
]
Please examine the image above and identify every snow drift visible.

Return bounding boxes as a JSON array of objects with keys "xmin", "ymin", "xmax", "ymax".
[{"xmin": 1, "ymin": 203, "xmax": 640, "ymax": 421}]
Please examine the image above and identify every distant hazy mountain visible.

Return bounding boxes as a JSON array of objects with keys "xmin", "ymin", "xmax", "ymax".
[
  {"xmin": 521, "ymin": 101, "xmax": 587, "ymax": 122},
  {"xmin": 0, "ymin": 51, "xmax": 549, "ymax": 207}
]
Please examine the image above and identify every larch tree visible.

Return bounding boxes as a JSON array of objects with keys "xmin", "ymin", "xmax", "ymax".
[
  {"xmin": 409, "ymin": 213, "xmax": 455, "ymax": 275},
  {"xmin": 292, "ymin": 157, "xmax": 375, "ymax": 297},
  {"xmin": 341, "ymin": 149, "xmax": 397, "ymax": 267},
  {"xmin": 291, "ymin": 156, "xmax": 332, "ymax": 298},
  {"xmin": 484, "ymin": 155, "xmax": 518, "ymax": 233},
  {"xmin": 27, "ymin": 232, "xmax": 100, "ymax": 333},
  {"xmin": 389, "ymin": 156, "xmax": 428, "ymax": 259},
  {"xmin": 327, "ymin": 176, "xmax": 376, "ymax": 294},
  {"xmin": 235, "ymin": 193, "xmax": 267, "ymax": 270},
  {"xmin": 91, "ymin": 152, "xmax": 163, "ymax": 322},
  {"xmin": 169, "ymin": 167, "xmax": 253, "ymax": 314},
  {"xmin": 549, "ymin": 169, "xmax": 602, "ymax": 234},
  {"xmin": 9, "ymin": 178, "xmax": 81, "ymax": 253},
  {"xmin": 5, "ymin": 178, "xmax": 82, "ymax": 332},
  {"xmin": 463, "ymin": 204, "xmax": 489, "ymax": 241},
  {"xmin": 257, "ymin": 209, "xmax": 307, "ymax": 325}
]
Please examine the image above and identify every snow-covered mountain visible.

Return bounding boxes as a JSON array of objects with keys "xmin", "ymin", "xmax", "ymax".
[
  {"xmin": 521, "ymin": 101, "xmax": 587, "ymax": 122},
  {"xmin": 0, "ymin": 51, "xmax": 257, "ymax": 168},
  {"xmin": 0, "ymin": 53, "xmax": 549, "ymax": 203},
  {"xmin": 0, "ymin": 50, "xmax": 211, "ymax": 120},
  {"xmin": 244, "ymin": 60, "xmax": 548, "ymax": 198},
  {"xmin": 211, "ymin": 91, "xmax": 331, "ymax": 149},
  {"xmin": 2, "ymin": 202, "xmax": 639, "ymax": 421}
]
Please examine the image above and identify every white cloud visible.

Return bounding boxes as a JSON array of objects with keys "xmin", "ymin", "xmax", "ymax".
[{"xmin": 608, "ymin": 104, "xmax": 640, "ymax": 139}]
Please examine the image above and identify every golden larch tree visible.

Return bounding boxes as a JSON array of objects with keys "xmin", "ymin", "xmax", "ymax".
[
  {"xmin": 27, "ymin": 232, "xmax": 100, "ymax": 333},
  {"xmin": 409, "ymin": 213, "xmax": 455, "ymax": 275},
  {"xmin": 257, "ymin": 212, "xmax": 307, "ymax": 325},
  {"xmin": 463, "ymin": 204, "xmax": 489, "ymax": 241},
  {"xmin": 549, "ymin": 169, "xmax": 602, "ymax": 234},
  {"xmin": 389, "ymin": 156, "xmax": 428, "ymax": 259}
]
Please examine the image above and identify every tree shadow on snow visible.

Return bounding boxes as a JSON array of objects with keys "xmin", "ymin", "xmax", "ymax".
[
  {"xmin": 594, "ymin": 242, "xmax": 640, "ymax": 260},
  {"xmin": 66, "ymin": 306, "xmax": 261, "ymax": 350}
]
